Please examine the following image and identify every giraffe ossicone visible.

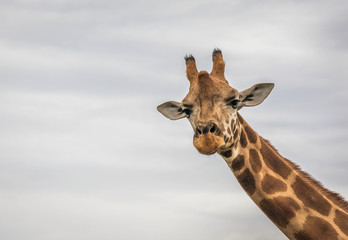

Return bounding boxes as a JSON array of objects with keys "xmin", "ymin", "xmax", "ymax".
[{"xmin": 157, "ymin": 49, "xmax": 348, "ymax": 240}]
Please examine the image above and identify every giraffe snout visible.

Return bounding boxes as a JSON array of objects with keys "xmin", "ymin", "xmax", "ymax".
[{"xmin": 193, "ymin": 122, "xmax": 224, "ymax": 155}]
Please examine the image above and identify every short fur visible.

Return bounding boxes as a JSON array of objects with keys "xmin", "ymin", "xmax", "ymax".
[{"xmin": 261, "ymin": 137, "xmax": 348, "ymax": 213}]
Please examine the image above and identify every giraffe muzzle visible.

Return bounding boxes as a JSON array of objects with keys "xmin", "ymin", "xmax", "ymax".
[{"xmin": 193, "ymin": 123, "xmax": 224, "ymax": 155}]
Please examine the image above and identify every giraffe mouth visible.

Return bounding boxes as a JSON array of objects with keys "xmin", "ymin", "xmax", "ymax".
[{"xmin": 193, "ymin": 133, "xmax": 224, "ymax": 155}]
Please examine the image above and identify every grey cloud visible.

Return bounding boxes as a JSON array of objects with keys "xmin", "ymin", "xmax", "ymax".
[{"xmin": 0, "ymin": 1, "xmax": 348, "ymax": 240}]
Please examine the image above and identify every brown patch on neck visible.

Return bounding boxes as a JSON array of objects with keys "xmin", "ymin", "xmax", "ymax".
[
  {"xmin": 294, "ymin": 216, "xmax": 338, "ymax": 240},
  {"xmin": 261, "ymin": 174, "xmax": 287, "ymax": 195},
  {"xmin": 334, "ymin": 209, "xmax": 348, "ymax": 236},
  {"xmin": 220, "ymin": 149, "xmax": 232, "ymax": 158},
  {"xmin": 237, "ymin": 113, "xmax": 245, "ymax": 125},
  {"xmin": 249, "ymin": 148, "xmax": 262, "ymax": 173},
  {"xmin": 231, "ymin": 155, "xmax": 245, "ymax": 171},
  {"xmin": 292, "ymin": 176, "xmax": 332, "ymax": 216},
  {"xmin": 259, "ymin": 197, "xmax": 300, "ymax": 228},
  {"xmin": 261, "ymin": 136, "xmax": 348, "ymax": 213},
  {"xmin": 237, "ymin": 168, "xmax": 256, "ymax": 196},
  {"xmin": 260, "ymin": 138, "xmax": 291, "ymax": 179},
  {"xmin": 244, "ymin": 125, "xmax": 258, "ymax": 144},
  {"xmin": 237, "ymin": 115, "xmax": 348, "ymax": 214}
]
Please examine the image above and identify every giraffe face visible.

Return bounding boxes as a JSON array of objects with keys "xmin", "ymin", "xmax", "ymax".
[
  {"xmin": 157, "ymin": 49, "xmax": 274, "ymax": 155},
  {"xmin": 181, "ymin": 72, "xmax": 241, "ymax": 154}
]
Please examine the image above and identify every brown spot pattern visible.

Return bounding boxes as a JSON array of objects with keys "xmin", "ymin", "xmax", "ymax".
[
  {"xmin": 245, "ymin": 126, "xmax": 258, "ymax": 144},
  {"xmin": 249, "ymin": 148, "xmax": 262, "ymax": 173},
  {"xmin": 334, "ymin": 209, "xmax": 348, "ymax": 236},
  {"xmin": 259, "ymin": 197, "xmax": 300, "ymax": 228},
  {"xmin": 227, "ymin": 127, "xmax": 231, "ymax": 135},
  {"xmin": 231, "ymin": 119, "xmax": 235, "ymax": 131},
  {"xmin": 233, "ymin": 128, "xmax": 239, "ymax": 140},
  {"xmin": 231, "ymin": 155, "xmax": 245, "ymax": 171},
  {"xmin": 294, "ymin": 216, "xmax": 338, "ymax": 240},
  {"xmin": 238, "ymin": 114, "xmax": 244, "ymax": 124},
  {"xmin": 240, "ymin": 128, "xmax": 248, "ymax": 148},
  {"xmin": 261, "ymin": 174, "xmax": 287, "ymax": 195},
  {"xmin": 291, "ymin": 176, "xmax": 332, "ymax": 216},
  {"xmin": 260, "ymin": 140, "xmax": 291, "ymax": 179},
  {"xmin": 220, "ymin": 149, "xmax": 232, "ymax": 158},
  {"xmin": 237, "ymin": 168, "xmax": 256, "ymax": 196}
]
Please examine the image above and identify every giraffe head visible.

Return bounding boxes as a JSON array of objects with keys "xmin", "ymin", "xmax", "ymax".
[{"xmin": 157, "ymin": 49, "xmax": 274, "ymax": 155}]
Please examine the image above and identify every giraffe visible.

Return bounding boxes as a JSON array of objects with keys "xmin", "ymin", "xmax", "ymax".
[{"xmin": 157, "ymin": 49, "xmax": 348, "ymax": 240}]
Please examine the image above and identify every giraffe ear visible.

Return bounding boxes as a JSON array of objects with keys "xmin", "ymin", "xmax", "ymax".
[
  {"xmin": 157, "ymin": 101, "xmax": 187, "ymax": 120},
  {"xmin": 239, "ymin": 83, "xmax": 274, "ymax": 108}
]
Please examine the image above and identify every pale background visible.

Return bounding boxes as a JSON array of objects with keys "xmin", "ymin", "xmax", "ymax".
[{"xmin": 1, "ymin": 1, "xmax": 348, "ymax": 239}]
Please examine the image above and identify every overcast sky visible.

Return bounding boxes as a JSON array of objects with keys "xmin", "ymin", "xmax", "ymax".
[{"xmin": 1, "ymin": 1, "xmax": 348, "ymax": 240}]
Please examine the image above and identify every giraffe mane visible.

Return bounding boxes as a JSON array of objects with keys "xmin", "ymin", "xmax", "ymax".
[{"xmin": 261, "ymin": 137, "xmax": 348, "ymax": 213}]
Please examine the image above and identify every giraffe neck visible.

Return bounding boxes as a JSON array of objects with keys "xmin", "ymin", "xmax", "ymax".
[{"xmin": 218, "ymin": 115, "xmax": 348, "ymax": 240}]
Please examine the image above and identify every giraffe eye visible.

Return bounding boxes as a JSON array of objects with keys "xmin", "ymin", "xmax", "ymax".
[{"xmin": 230, "ymin": 100, "xmax": 240, "ymax": 109}]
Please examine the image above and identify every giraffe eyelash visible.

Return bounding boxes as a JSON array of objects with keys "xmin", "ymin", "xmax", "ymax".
[{"xmin": 229, "ymin": 99, "xmax": 240, "ymax": 109}]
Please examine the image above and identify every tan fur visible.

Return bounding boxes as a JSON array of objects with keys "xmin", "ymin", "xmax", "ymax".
[
  {"xmin": 158, "ymin": 49, "xmax": 348, "ymax": 240},
  {"xmin": 262, "ymin": 137, "xmax": 348, "ymax": 213}
]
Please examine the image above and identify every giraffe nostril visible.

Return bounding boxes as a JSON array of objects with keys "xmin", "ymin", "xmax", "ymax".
[
  {"xmin": 196, "ymin": 123, "xmax": 218, "ymax": 136},
  {"xmin": 210, "ymin": 124, "xmax": 216, "ymax": 133}
]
